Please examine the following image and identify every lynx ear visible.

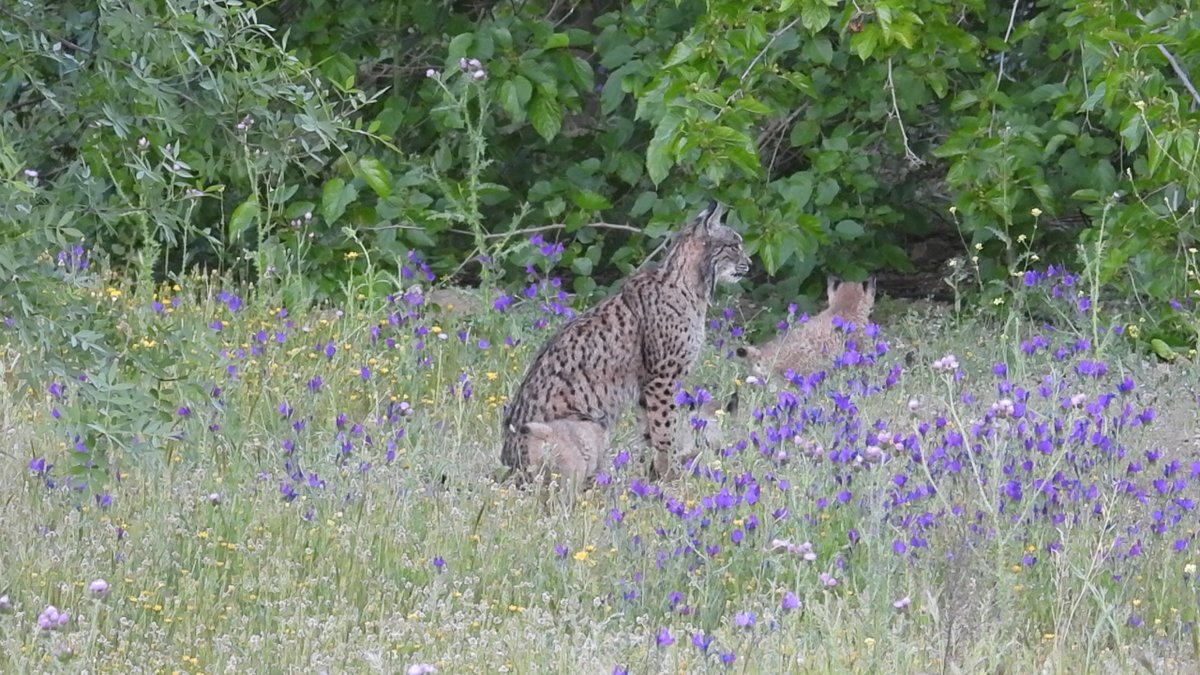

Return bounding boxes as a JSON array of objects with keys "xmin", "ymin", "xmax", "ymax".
[
  {"xmin": 865, "ymin": 276, "xmax": 877, "ymax": 300},
  {"xmin": 826, "ymin": 275, "xmax": 840, "ymax": 299},
  {"xmin": 696, "ymin": 200, "xmax": 726, "ymax": 232},
  {"xmin": 521, "ymin": 422, "xmax": 553, "ymax": 440}
]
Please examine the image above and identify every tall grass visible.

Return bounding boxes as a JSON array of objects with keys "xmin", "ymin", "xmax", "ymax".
[{"xmin": 1, "ymin": 258, "xmax": 1198, "ymax": 673}]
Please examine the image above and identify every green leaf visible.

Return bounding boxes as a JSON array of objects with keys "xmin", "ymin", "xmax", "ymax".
[
  {"xmin": 571, "ymin": 256, "xmax": 594, "ymax": 276},
  {"xmin": 228, "ymin": 198, "xmax": 260, "ymax": 243},
  {"xmin": 544, "ymin": 33, "xmax": 570, "ymax": 49},
  {"xmin": 567, "ymin": 56, "xmax": 595, "ymax": 92},
  {"xmin": 1079, "ymin": 81, "xmax": 1106, "ymax": 112},
  {"xmin": 835, "ymin": 219, "xmax": 865, "ymax": 238},
  {"xmin": 851, "ymin": 24, "xmax": 880, "ymax": 61},
  {"xmin": 284, "ymin": 201, "xmax": 316, "ymax": 220},
  {"xmin": 710, "ymin": 126, "xmax": 762, "ymax": 179},
  {"xmin": 500, "ymin": 75, "xmax": 533, "ymax": 122},
  {"xmin": 570, "ymin": 190, "xmax": 612, "ymax": 210},
  {"xmin": 795, "ymin": 214, "xmax": 824, "ymax": 239},
  {"xmin": 448, "ymin": 33, "xmax": 474, "ymax": 60},
  {"xmin": 357, "ymin": 157, "xmax": 391, "ymax": 199},
  {"xmin": 530, "ymin": 93, "xmax": 563, "ymax": 141},
  {"xmin": 1119, "ymin": 115, "xmax": 1143, "ymax": 152},
  {"xmin": 405, "ymin": 227, "xmax": 437, "ymax": 248},
  {"xmin": 1150, "ymin": 338, "xmax": 1178, "ymax": 361},
  {"xmin": 816, "ymin": 177, "xmax": 840, "ymax": 205},
  {"xmin": 779, "ymin": 172, "xmax": 814, "ymax": 208},
  {"xmin": 789, "ymin": 120, "xmax": 821, "ymax": 148},
  {"xmin": 321, "ymin": 178, "xmax": 358, "ymax": 225},
  {"xmin": 759, "ymin": 230, "xmax": 781, "ymax": 275},
  {"xmin": 807, "ymin": 36, "xmax": 834, "ymax": 64},
  {"xmin": 879, "ymin": 243, "xmax": 915, "ymax": 272},
  {"xmin": 600, "ymin": 44, "xmax": 636, "ymax": 69},
  {"xmin": 801, "ymin": 0, "xmax": 831, "ymax": 32},
  {"xmin": 600, "ymin": 63, "xmax": 635, "ymax": 115},
  {"xmin": 631, "ymin": 191, "xmax": 657, "ymax": 217},
  {"xmin": 646, "ymin": 111, "xmax": 683, "ymax": 186},
  {"xmin": 663, "ymin": 34, "xmax": 700, "ymax": 68},
  {"xmin": 950, "ymin": 89, "xmax": 980, "ymax": 111}
]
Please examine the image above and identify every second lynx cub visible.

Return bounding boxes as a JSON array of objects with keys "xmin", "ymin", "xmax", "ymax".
[
  {"xmin": 521, "ymin": 418, "xmax": 607, "ymax": 500},
  {"xmin": 737, "ymin": 277, "xmax": 875, "ymax": 379}
]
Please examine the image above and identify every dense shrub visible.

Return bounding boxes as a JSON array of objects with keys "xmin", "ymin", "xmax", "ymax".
[{"xmin": 2, "ymin": 0, "xmax": 1198, "ymax": 348}]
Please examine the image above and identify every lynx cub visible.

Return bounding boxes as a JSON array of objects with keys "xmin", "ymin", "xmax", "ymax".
[
  {"xmin": 502, "ymin": 202, "xmax": 751, "ymax": 481},
  {"xmin": 521, "ymin": 418, "xmax": 608, "ymax": 499},
  {"xmin": 737, "ymin": 277, "xmax": 875, "ymax": 379}
]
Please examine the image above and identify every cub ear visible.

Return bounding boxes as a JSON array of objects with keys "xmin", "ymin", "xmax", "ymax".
[
  {"xmin": 735, "ymin": 345, "xmax": 760, "ymax": 359},
  {"xmin": 521, "ymin": 422, "xmax": 553, "ymax": 440},
  {"xmin": 826, "ymin": 275, "xmax": 840, "ymax": 298}
]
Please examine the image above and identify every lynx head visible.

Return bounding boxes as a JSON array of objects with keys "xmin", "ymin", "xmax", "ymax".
[
  {"xmin": 825, "ymin": 276, "xmax": 877, "ymax": 325},
  {"xmin": 668, "ymin": 201, "xmax": 752, "ymax": 294}
]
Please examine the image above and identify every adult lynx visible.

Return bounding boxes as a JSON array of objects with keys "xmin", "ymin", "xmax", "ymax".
[
  {"xmin": 502, "ymin": 202, "xmax": 751, "ymax": 480},
  {"xmin": 737, "ymin": 277, "xmax": 876, "ymax": 379}
]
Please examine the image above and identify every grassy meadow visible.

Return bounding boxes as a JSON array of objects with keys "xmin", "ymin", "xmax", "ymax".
[{"xmin": 2, "ymin": 253, "xmax": 1200, "ymax": 674}]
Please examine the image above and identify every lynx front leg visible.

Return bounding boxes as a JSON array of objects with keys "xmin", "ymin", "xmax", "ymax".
[{"xmin": 641, "ymin": 376, "xmax": 681, "ymax": 480}]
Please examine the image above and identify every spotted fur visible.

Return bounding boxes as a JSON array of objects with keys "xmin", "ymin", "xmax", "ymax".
[
  {"xmin": 502, "ymin": 202, "xmax": 751, "ymax": 480},
  {"xmin": 737, "ymin": 277, "xmax": 876, "ymax": 379}
]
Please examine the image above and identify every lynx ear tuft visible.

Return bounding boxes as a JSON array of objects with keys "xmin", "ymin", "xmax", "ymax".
[{"xmin": 697, "ymin": 201, "xmax": 726, "ymax": 230}]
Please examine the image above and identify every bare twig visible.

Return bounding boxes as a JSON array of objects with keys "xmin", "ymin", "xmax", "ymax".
[
  {"xmin": 887, "ymin": 58, "xmax": 922, "ymax": 166},
  {"xmin": 635, "ymin": 239, "xmax": 670, "ymax": 273},
  {"xmin": 995, "ymin": 0, "xmax": 1021, "ymax": 90},
  {"xmin": 485, "ymin": 221, "xmax": 642, "ymax": 240},
  {"xmin": 757, "ymin": 105, "xmax": 807, "ymax": 178},
  {"xmin": 734, "ymin": 16, "xmax": 801, "ymax": 89},
  {"xmin": 1135, "ymin": 10, "xmax": 1200, "ymax": 111},
  {"xmin": 370, "ymin": 223, "xmax": 473, "ymax": 236},
  {"xmin": 739, "ymin": 17, "xmax": 802, "ymax": 83},
  {"xmin": 0, "ymin": 6, "xmax": 95, "ymax": 57}
]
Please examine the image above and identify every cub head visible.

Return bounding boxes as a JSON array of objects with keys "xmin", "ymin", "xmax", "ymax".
[{"xmin": 826, "ymin": 276, "xmax": 877, "ymax": 325}]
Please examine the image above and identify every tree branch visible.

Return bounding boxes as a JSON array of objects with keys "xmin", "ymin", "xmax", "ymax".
[
  {"xmin": 887, "ymin": 58, "xmax": 922, "ymax": 166},
  {"xmin": 995, "ymin": 0, "xmax": 1021, "ymax": 89},
  {"xmin": 485, "ymin": 221, "xmax": 642, "ymax": 239},
  {"xmin": 0, "ymin": 6, "xmax": 95, "ymax": 57},
  {"xmin": 739, "ymin": 17, "xmax": 802, "ymax": 83},
  {"xmin": 1135, "ymin": 10, "xmax": 1200, "ymax": 111}
]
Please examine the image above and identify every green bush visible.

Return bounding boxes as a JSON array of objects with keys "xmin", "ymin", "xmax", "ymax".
[{"xmin": 2, "ymin": 0, "xmax": 1198, "ymax": 346}]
